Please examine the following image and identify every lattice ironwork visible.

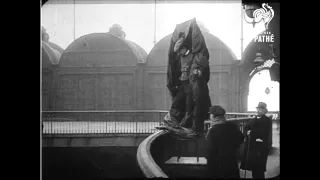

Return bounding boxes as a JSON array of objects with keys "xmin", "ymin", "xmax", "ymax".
[{"xmin": 249, "ymin": 59, "xmax": 275, "ymax": 76}]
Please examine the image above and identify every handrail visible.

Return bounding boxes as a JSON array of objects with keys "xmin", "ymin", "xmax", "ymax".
[
  {"xmin": 42, "ymin": 110, "xmax": 170, "ymax": 113},
  {"xmin": 136, "ymin": 130, "xmax": 168, "ymax": 178},
  {"xmin": 204, "ymin": 117, "xmax": 255, "ymax": 124},
  {"xmin": 42, "ymin": 111, "xmax": 279, "ymax": 120},
  {"xmin": 41, "ymin": 110, "xmax": 279, "ymax": 114},
  {"xmin": 42, "ymin": 121, "xmax": 161, "ymax": 134}
]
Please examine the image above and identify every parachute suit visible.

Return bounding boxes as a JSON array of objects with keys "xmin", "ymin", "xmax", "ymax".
[{"xmin": 166, "ymin": 18, "xmax": 212, "ymax": 135}]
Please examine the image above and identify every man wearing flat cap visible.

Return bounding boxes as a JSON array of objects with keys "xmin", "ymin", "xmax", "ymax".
[
  {"xmin": 240, "ymin": 102, "xmax": 272, "ymax": 179},
  {"xmin": 206, "ymin": 105, "xmax": 244, "ymax": 179},
  {"xmin": 166, "ymin": 19, "xmax": 211, "ymax": 136},
  {"xmin": 170, "ymin": 34, "xmax": 209, "ymax": 134},
  {"xmin": 171, "ymin": 35, "xmax": 196, "ymax": 126}
]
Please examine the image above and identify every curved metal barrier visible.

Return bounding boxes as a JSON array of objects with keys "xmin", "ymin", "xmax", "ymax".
[{"xmin": 136, "ymin": 130, "xmax": 168, "ymax": 178}]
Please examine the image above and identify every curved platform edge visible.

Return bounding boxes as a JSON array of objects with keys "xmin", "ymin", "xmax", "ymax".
[{"xmin": 137, "ymin": 130, "xmax": 169, "ymax": 178}]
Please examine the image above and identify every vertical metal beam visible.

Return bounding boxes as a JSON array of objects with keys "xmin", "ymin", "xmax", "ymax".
[
  {"xmin": 239, "ymin": 4, "xmax": 244, "ymax": 112},
  {"xmin": 153, "ymin": 0, "xmax": 157, "ymax": 45}
]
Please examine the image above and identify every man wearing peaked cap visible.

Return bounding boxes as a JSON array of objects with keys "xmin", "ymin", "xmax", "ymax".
[
  {"xmin": 240, "ymin": 102, "xmax": 272, "ymax": 179},
  {"xmin": 169, "ymin": 35, "xmax": 196, "ymax": 130},
  {"xmin": 166, "ymin": 19, "xmax": 211, "ymax": 137},
  {"xmin": 173, "ymin": 37, "xmax": 185, "ymax": 53},
  {"xmin": 209, "ymin": 105, "xmax": 226, "ymax": 118},
  {"xmin": 206, "ymin": 105, "xmax": 244, "ymax": 179}
]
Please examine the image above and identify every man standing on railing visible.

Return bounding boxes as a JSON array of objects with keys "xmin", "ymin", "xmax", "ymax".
[
  {"xmin": 168, "ymin": 36, "xmax": 195, "ymax": 128},
  {"xmin": 240, "ymin": 102, "xmax": 272, "ymax": 179},
  {"xmin": 166, "ymin": 18, "xmax": 211, "ymax": 136},
  {"xmin": 205, "ymin": 105, "xmax": 244, "ymax": 179}
]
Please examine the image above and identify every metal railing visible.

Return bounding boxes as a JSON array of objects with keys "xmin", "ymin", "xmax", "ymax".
[
  {"xmin": 204, "ymin": 117, "xmax": 254, "ymax": 134},
  {"xmin": 42, "ymin": 110, "xmax": 168, "ymax": 135},
  {"xmin": 226, "ymin": 112, "xmax": 279, "ymax": 120},
  {"xmin": 205, "ymin": 113, "xmax": 279, "ymax": 134},
  {"xmin": 42, "ymin": 121, "xmax": 162, "ymax": 134},
  {"xmin": 41, "ymin": 110, "xmax": 279, "ymax": 135}
]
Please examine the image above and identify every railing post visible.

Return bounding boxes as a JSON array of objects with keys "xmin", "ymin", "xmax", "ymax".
[
  {"xmin": 87, "ymin": 121, "xmax": 90, "ymax": 135},
  {"xmin": 115, "ymin": 112, "xmax": 117, "ymax": 133},
  {"xmin": 158, "ymin": 112, "xmax": 161, "ymax": 127},
  {"xmin": 50, "ymin": 121, "xmax": 52, "ymax": 134},
  {"xmin": 67, "ymin": 121, "xmax": 69, "ymax": 134},
  {"xmin": 136, "ymin": 112, "xmax": 138, "ymax": 134},
  {"xmin": 105, "ymin": 113, "xmax": 108, "ymax": 135},
  {"xmin": 241, "ymin": 119, "xmax": 244, "ymax": 133}
]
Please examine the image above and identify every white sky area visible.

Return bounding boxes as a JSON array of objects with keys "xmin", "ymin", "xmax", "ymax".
[
  {"xmin": 41, "ymin": 1, "xmax": 267, "ymax": 59},
  {"xmin": 247, "ymin": 70, "xmax": 279, "ymax": 112}
]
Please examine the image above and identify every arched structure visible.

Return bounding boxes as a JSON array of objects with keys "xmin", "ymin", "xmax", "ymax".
[
  {"xmin": 56, "ymin": 31, "xmax": 148, "ymax": 110},
  {"xmin": 238, "ymin": 3, "xmax": 280, "ymax": 112},
  {"xmin": 247, "ymin": 68, "xmax": 279, "ymax": 111},
  {"xmin": 239, "ymin": 30, "xmax": 279, "ymax": 112},
  {"xmin": 41, "ymin": 28, "xmax": 64, "ymax": 111},
  {"xmin": 144, "ymin": 32, "xmax": 239, "ymax": 111}
]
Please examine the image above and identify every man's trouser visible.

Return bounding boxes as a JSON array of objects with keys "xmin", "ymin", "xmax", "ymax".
[
  {"xmin": 170, "ymin": 80, "xmax": 193, "ymax": 124},
  {"xmin": 191, "ymin": 78, "xmax": 210, "ymax": 133},
  {"xmin": 251, "ymin": 143, "xmax": 268, "ymax": 179}
]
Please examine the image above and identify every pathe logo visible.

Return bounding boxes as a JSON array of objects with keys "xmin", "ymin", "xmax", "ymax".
[
  {"xmin": 254, "ymin": 31, "xmax": 274, "ymax": 43},
  {"xmin": 244, "ymin": 3, "xmax": 275, "ymax": 30}
]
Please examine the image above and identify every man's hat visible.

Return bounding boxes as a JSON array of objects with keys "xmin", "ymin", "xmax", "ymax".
[
  {"xmin": 256, "ymin": 102, "xmax": 267, "ymax": 109},
  {"xmin": 209, "ymin": 105, "xmax": 226, "ymax": 117},
  {"xmin": 174, "ymin": 37, "xmax": 185, "ymax": 52}
]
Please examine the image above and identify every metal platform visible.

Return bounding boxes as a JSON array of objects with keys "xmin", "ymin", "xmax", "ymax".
[{"xmin": 165, "ymin": 157, "xmax": 207, "ymax": 165}]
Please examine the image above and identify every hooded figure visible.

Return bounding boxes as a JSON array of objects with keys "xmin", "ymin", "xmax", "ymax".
[
  {"xmin": 166, "ymin": 18, "xmax": 211, "ymax": 135},
  {"xmin": 206, "ymin": 105, "xmax": 244, "ymax": 179}
]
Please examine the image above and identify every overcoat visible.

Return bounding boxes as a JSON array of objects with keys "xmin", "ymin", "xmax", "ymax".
[
  {"xmin": 206, "ymin": 121, "xmax": 244, "ymax": 178},
  {"xmin": 166, "ymin": 18, "xmax": 211, "ymax": 132},
  {"xmin": 240, "ymin": 115, "xmax": 272, "ymax": 172}
]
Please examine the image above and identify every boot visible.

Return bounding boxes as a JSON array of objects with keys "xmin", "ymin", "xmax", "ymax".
[{"xmin": 186, "ymin": 130, "xmax": 200, "ymax": 138}]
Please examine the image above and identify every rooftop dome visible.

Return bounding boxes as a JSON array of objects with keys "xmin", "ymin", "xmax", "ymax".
[
  {"xmin": 41, "ymin": 27, "xmax": 64, "ymax": 69},
  {"xmin": 60, "ymin": 33, "xmax": 147, "ymax": 67},
  {"xmin": 42, "ymin": 41, "xmax": 62, "ymax": 69},
  {"xmin": 60, "ymin": 24, "xmax": 147, "ymax": 68},
  {"xmin": 146, "ymin": 31, "xmax": 237, "ymax": 66}
]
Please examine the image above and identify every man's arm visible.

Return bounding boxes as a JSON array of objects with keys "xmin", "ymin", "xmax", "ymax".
[
  {"xmin": 230, "ymin": 123, "xmax": 245, "ymax": 147},
  {"xmin": 244, "ymin": 119, "xmax": 253, "ymax": 137},
  {"xmin": 250, "ymin": 117, "xmax": 272, "ymax": 142},
  {"xmin": 236, "ymin": 126, "xmax": 245, "ymax": 146},
  {"xmin": 191, "ymin": 53, "xmax": 209, "ymax": 75},
  {"xmin": 167, "ymin": 39, "xmax": 181, "ymax": 98},
  {"xmin": 205, "ymin": 127, "xmax": 217, "ymax": 159}
]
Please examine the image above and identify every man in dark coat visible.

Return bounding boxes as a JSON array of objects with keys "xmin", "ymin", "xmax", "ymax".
[
  {"xmin": 206, "ymin": 105, "xmax": 244, "ymax": 179},
  {"xmin": 240, "ymin": 102, "xmax": 272, "ymax": 179},
  {"xmin": 168, "ymin": 36, "xmax": 195, "ymax": 127},
  {"xmin": 166, "ymin": 18, "xmax": 211, "ymax": 135}
]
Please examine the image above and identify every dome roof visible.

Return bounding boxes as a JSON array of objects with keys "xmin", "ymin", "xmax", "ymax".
[
  {"xmin": 126, "ymin": 40, "xmax": 148, "ymax": 63},
  {"xmin": 146, "ymin": 32, "xmax": 237, "ymax": 66},
  {"xmin": 46, "ymin": 42, "xmax": 64, "ymax": 54},
  {"xmin": 59, "ymin": 33, "xmax": 147, "ymax": 67},
  {"xmin": 42, "ymin": 41, "xmax": 62, "ymax": 69}
]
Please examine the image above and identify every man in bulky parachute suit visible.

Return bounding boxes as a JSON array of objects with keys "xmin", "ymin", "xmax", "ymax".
[{"xmin": 166, "ymin": 18, "xmax": 211, "ymax": 136}]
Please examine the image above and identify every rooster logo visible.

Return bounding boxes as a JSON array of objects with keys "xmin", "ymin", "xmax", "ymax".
[
  {"xmin": 253, "ymin": 3, "xmax": 274, "ymax": 29},
  {"xmin": 244, "ymin": 3, "xmax": 274, "ymax": 29}
]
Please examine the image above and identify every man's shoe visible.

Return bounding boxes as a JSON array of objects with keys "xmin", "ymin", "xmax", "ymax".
[{"xmin": 186, "ymin": 131, "xmax": 200, "ymax": 138}]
